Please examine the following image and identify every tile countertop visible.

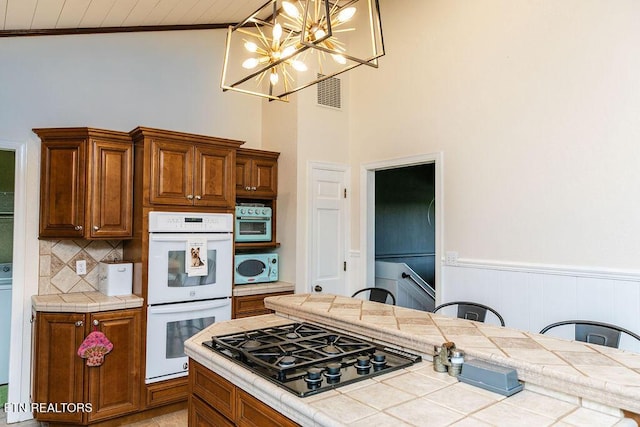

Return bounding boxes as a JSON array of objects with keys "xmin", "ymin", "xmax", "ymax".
[
  {"xmin": 32, "ymin": 292, "xmax": 143, "ymax": 312},
  {"xmin": 185, "ymin": 315, "xmax": 637, "ymax": 426},
  {"xmin": 232, "ymin": 281, "xmax": 295, "ymax": 297},
  {"xmin": 264, "ymin": 294, "xmax": 640, "ymax": 416}
]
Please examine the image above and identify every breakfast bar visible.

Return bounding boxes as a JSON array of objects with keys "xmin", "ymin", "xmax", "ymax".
[{"xmin": 184, "ymin": 294, "xmax": 640, "ymax": 426}]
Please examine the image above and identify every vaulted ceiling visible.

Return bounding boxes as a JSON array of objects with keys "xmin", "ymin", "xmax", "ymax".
[{"xmin": 0, "ymin": 0, "xmax": 261, "ymax": 35}]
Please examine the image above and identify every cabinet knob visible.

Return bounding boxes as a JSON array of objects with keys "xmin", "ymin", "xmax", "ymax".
[
  {"xmin": 251, "ymin": 186, "xmax": 257, "ymax": 191},
  {"xmin": 93, "ymin": 319, "xmax": 99, "ymax": 326},
  {"xmin": 186, "ymin": 194, "xmax": 194, "ymax": 200},
  {"xmin": 93, "ymin": 226, "xmax": 100, "ymax": 231},
  {"xmin": 75, "ymin": 320, "xmax": 84, "ymax": 327},
  {"xmin": 74, "ymin": 225, "xmax": 83, "ymax": 231},
  {"xmin": 195, "ymin": 195, "xmax": 202, "ymax": 200},
  {"xmin": 245, "ymin": 186, "xmax": 251, "ymax": 191}
]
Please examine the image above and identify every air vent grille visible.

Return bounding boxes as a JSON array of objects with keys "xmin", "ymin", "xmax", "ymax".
[{"xmin": 317, "ymin": 74, "xmax": 342, "ymax": 109}]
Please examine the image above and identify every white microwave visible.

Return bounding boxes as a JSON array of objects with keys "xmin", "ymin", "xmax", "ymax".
[{"xmin": 234, "ymin": 253, "xmax": 278, "ymax": 284}]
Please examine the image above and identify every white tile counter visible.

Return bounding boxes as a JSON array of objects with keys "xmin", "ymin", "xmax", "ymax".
[
  {"xmin": 185, "ymin": 295, "xmax": 639, "ymax": 426},
  {"xmin": 32, "ymin": 291, "xmax": 143, "ymax": 312}
]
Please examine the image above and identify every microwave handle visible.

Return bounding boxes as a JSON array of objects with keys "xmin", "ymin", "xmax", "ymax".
[
  {"xmin": 149, "ymin": 234, "xmax": 232, "ymax": 243},
  {"xmin": 148, "ymin": 299, "xmax": 230, "ymax": 314}
]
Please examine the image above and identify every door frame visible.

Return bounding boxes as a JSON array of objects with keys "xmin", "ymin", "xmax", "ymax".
[
  {"xmin": 0, "ymin": 139, "xmax": 34, "ymax": 422},
  {"xmin": 360, "ymin": 152, "xmax": 444, "ymax": 304},
  {"xmin": 307, "ymin": 161, "xmax": 350, "ymax": 294}
]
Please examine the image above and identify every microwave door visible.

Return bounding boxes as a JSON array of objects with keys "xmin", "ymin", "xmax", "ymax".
[{"xmin": 147, "ymin": 233, "xmax": 232, "ymax": 304}]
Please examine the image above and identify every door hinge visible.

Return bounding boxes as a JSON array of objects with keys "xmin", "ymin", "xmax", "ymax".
[
  {"xmin": 343, "ymin": 261, "xmax": 347, "ymax": 271},
  {"xmin": 343, "ymin": 188, "xmax": 347, "ymax": 198}
]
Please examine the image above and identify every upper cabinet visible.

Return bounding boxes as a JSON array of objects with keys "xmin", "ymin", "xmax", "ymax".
[
  {"xmin": 130, "ymin": 127, "xmax": 243, "ymax": 209},
  {"xmin": 236, "ymin": 148, "xmax": 279, "ymax": 199},
  {"xmin": 35, "ymin": 127, "xmax": 133, "ymax": 239}
]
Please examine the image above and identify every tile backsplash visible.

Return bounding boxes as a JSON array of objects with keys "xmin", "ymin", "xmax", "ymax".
[{"xmin": 39, "ymin": 240, "xmax": 123, "ymax": 295}]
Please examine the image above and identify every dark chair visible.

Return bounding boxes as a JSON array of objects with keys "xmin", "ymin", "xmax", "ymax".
[
  {"xmin": 539, "ymin": 320, "xmax": 640, "ymax": 348},
  {"xmin": 351, "ymin": 287, "xmax": 396, "ymax": 305},
  {"xmin": 432, "ymin": 301, "xmax": 505, "ymax": 326}
]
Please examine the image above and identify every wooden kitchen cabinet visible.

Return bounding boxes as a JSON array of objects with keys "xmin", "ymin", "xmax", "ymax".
[
  {"xmin": 130, "ymin": 127, "xmax": 243, "ymax": 209},
  {"xmin": 33, "ymin": 308, "xmax": 142, "ymax": 425},
  {"xmin": 35, "ymin": 127, "xmax": 133, "ymax": 239},
  {"xmin": 236, "ymin": 148, "xmax": 279, "ymax": 199},
  {"xmin": 232, "ymin": 291, "xmax": 293, "ymax": 319},
  {"xmin": 188, "ymin": 360, "xmax": 298, "ymax": 427}
]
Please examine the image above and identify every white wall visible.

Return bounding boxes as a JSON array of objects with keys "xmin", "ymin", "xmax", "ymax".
[{"xmin": 350, "ymin": 0, "xmax": 640, "ymax": 270}]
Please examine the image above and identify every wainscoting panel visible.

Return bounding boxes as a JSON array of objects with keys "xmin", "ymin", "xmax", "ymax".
[{"xmin": 442, "ymin": 260, "xmax": 640, "ymax": 352}]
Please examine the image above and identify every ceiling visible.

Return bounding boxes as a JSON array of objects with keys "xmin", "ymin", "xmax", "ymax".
[{"xmin": 0, "ymin": 0, "xmax": 261, "ymax": 35}]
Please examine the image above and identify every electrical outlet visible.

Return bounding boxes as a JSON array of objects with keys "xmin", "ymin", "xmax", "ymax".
[
  {"xmin": 445, "ymin": 251, "xmax": 458, "ymax": 265},
  {"xmin": 76, "ymin": 260, "xmax": 87, "ymax": 275}
]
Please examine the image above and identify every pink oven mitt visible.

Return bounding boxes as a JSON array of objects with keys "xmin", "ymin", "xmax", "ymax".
[{"xmin": 77, "ymin": 330, "xmax": 114, "ymax": 367}]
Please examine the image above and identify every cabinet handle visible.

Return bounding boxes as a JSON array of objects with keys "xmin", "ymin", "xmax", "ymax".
[
  {"xmin": 93, "ymin": 226, "xmax": 100, "ymax": 231},
  {"xmin": 75, "ymin": 320, "xmax": 84, "ymax": 327},
  {"xmin": 186, "ymin": 194, "xmax": 194, "ymax": 200},
  {"xmin": 195, "ymin": 195, "xmax": 202, "ymax": 200},
  {"xmin": 93, "ymin": 319, "xmax": 99, "ymax": 326},
  {"xmin": 251, "ymin": 186, "xmax": 257, "ymax": 191},
  {"xmin": 74, "ymin": 225, "xmax": 83, "ymax": 231},
  {"xmin": 245, "ymin": 186, "xmax": 251, "ymax": 191}
]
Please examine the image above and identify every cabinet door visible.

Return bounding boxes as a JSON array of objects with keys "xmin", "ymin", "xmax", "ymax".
[
  {"xmin": 194, "ymin": 145, "xmax": 235, "ymax": 208},
  {"xmin": 251, "ymin": 158, "xmax": 278, "ymax": 198},
  {"xmin": 33, "ymin": 312, "xmax": 86, "ymax": 424},
  {"xmin": 86, "ymin": 308, "xmax": 142, "ymax": 423},
  {"xmin": 88, "ymin": 138, "xmax": 133, "ymax": 238},
  {"xmin": 149, "ymin": 139, "xmax": 195, "ymax": 205},
  {"xmin": 236, "ymin": 389, "xmax": 299, "ymax": 427},
  {"xmin": 235, "ymin": 156, "xmax": 253, "ymax": 197},
  {"xmin": 39, "ymin": 140, "xmax": 86, "ymax": 238}
]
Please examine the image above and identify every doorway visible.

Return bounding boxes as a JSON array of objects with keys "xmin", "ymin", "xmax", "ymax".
[
  {"xmin": 0, "ymin": 150, "xmax": 14, "ymax": 408},
  {"xmin": 0, "ymin": 150, "xmax": 15, "ymax": 407},
  {"xmin": 361, "ymin": 153, "xmax": 443, "ymax": 307}
]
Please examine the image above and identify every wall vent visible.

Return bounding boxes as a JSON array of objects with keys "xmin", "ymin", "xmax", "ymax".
[{"xmin": 316, "ymin": 74, "xmax": 342, "ymax": 109}]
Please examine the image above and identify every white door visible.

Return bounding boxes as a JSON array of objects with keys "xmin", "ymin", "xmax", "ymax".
[{"xmin": 309, "ymin": 164, "xmax": 348, "ymax": 295}]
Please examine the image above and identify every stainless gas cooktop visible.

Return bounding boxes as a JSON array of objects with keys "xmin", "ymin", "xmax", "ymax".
[{"xmin": 202, "ymin": 322, "xmax": 422, "ymax": 397}]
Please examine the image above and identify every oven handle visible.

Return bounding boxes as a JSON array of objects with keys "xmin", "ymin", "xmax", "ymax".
[
  {"xmin": 149, "ymin": 233, "xmax": 232, "ymax": 242},
  {"xmin": 148, "ymin": 299, "xmax": 230, "ymax": 314},
  {"xmin": 236, "ymin": 216, "xmax": 271, "ymax": 221}
]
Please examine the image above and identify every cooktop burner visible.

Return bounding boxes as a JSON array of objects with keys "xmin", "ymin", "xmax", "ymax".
[{"xmin": 202, "ymin": 322, "xmax": 422, "ymax": 397}]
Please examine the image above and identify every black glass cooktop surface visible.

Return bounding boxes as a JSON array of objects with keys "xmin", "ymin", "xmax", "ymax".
[{"xmin": 202, "ymin": 322, "xmax": 422, "ymax": 397}]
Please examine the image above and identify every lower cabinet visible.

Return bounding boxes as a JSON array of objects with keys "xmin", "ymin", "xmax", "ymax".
[
  {"xmin": 232, "ymin": 291, "xmax": 293, "ymax": 318},
  {"xmin": 33, "ymin": 308, "xmax": 142, "ymax": 425},
  {"xmin": 189, "ymin": 359, "xmax": 299, "ymax": 427}
]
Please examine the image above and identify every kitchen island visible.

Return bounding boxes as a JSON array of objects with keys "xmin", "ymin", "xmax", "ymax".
[{"xmin": 184, "ymin": 294, "xmax": 639, "ymax": 426}]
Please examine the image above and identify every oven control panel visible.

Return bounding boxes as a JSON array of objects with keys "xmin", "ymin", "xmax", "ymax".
[{"xmin": 149, "ymin": 211, "xmax": 233, "ymax": 233}]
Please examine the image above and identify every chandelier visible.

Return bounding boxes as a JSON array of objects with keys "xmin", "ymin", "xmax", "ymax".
[{"xmin": 221, "ymin": 0, "xmax": 385, "ymax": 102}]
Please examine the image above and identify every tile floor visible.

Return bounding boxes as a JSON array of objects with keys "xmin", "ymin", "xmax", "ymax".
[{"xmin": 0, "ymin": 409, "xmax": 187, "ymax": 426}]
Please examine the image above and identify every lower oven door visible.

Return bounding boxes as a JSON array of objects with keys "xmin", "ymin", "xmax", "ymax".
[{"xmin": 145, "ymin": 298, "xmax": 231, "ymax": 384}]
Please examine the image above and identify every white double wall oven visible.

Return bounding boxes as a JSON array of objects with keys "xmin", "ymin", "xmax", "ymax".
[{"xmin": 145, "ymin": 211, "xmax": 233, "ymax": 383}]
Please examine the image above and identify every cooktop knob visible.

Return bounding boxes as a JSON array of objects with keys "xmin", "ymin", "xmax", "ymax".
[
  {"xmin": 326, "ymin": 363, "xmax": 341, "ymax": 376},
  {"xmin": 306, "ymin": 368, "xmax": 322, "ymax": 381},
  {"xmin": 356, "ymin": 355, "xmax": 371, "ymax": 369}
]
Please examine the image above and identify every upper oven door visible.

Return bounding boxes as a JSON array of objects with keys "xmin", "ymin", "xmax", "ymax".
[{"xmin": 147, "ymin": 232, "xmax": 232, "ymax": 304}]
